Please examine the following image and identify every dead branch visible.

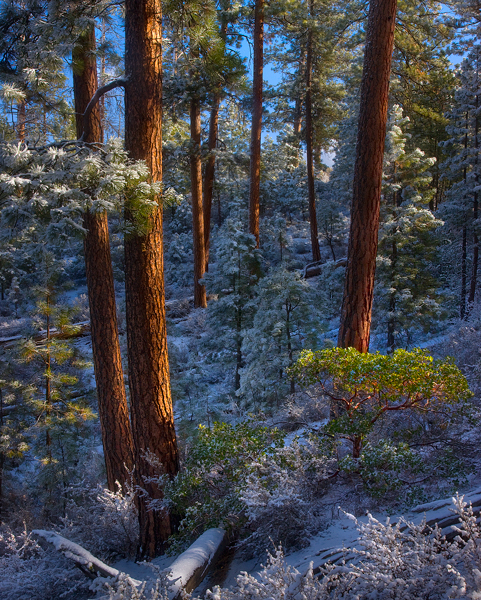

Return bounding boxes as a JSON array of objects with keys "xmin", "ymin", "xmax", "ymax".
[{"xmin": 80, "ymin": 78, "xmax": 127, "ymax": 141}]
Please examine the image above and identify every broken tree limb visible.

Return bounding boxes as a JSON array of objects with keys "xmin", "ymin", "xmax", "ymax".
[{"xmin": 33, "ymin": 530, "xmax": 142, "ymax": 585}]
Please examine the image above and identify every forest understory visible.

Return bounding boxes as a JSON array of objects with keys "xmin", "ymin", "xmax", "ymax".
[{"xmin": 2, "ymin": 0, "xmax": 481, "ymax": 598}]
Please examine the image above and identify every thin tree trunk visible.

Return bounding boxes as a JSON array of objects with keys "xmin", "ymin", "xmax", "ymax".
[
  {"xmin": 337, "ymin": 0, "xmax": 398, "ymax": 352},
  {"xmin": 461, "ymin": 225, "xmax": 467, "ymax": 319},
  {"xmin": 387, "ymin": 239, "xmax": 397, "ymax": 353},
  {"xmin": 72, "ymin": 26, "xmax": 134, "ymax": 493},
  {"xmin": 203, "ymin": 92, "xmax": 220, "ymax": 272},
  {"xmin": 235, "ymin": 307, "xmax": 242, "ymax": 391},
  {"xmin": 124, "ymin": 0, "xmax": 179, "ymax": 558},
  {"xmin": 468, "ymin": 87, "xmax": 479, "ymax": 311},
  {"xmin": 17, "ymin": 101, "xmax": 25, "ymax": 142},
  {"xmin": 190, "ymin": 96, "xmax": 207, "ymax": 308},
  {"xmin": 249, "ymin": 0, "xmax": 264, "ymax": 248},
  {"xmin": 203, "ymin": 20, "xmax": 227, "ymax": 271},
  {"xmin": 305, "ymin": 0, "xmax": 321, "ymax": 263},
  {"xmin": 461, "ymin": 112, "xmax": 469, "ymax": 320}
]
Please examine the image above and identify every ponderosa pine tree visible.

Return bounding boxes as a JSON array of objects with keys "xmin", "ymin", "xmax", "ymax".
[
  {"xmin": 124, "ymin": 0, "xmax": 179, "ymax": 558},
  {"xmin": 72, "ymin": 24, "xmax": 134, "ymax": 492},
  {"xmin": 305, "ymin": 0, "xmax": 321, "ymax": 263},
  {"xmin": 338, "ymin": 0, "xmax": 398, "ymax": 352},
  {"xmin": 249, "ymin": 0, "xmax": 264, "ymax": 248}
]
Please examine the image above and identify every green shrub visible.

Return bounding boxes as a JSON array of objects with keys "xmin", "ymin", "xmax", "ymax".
[{"xmin": 290, "ymin": 347, "xmax": 473, "ymax": 458}]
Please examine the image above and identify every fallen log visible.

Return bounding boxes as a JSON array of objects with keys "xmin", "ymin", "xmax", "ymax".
[
  {"xmin": 302, "ymin": 258, "xmax": 347, "ymax": 279},
  {"xmin": 166, "ymin": 528, "xmax": 227, "ymax": 599}
]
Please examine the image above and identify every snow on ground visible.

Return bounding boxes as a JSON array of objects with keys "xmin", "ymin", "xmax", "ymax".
[{"xmin": 217, "ymin": 485, "xmax": 481, "ymax": 591}]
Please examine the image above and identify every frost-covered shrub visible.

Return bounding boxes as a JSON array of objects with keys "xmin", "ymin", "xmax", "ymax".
[
  {"xmin": 0, "ymin": 524, "xmax": 89, "ymax": 600},
  {"xmin": 60, "ymin": 480, "xmax": 139, "ymax": 560},
  {"xmin": 162, "ymin": 421, "xmax": 336, "ymax": 554},
  {"xmin": 205, "ymin": 547, "xmax": 324, "ymax": 600},
  {"xmin": 239, "ymin": 437, "xmax": 336, "ymax": 553},
  {"xmin": 99, "ymin": 572, "xmax": 171, "ymax": 600},
  {"xmin": 205, "ymin": 495, "xmax": 481, "ymax": 600},
  {"xmin": 161, "ymin": 421, "xmax": 284, "ymax": 552}
]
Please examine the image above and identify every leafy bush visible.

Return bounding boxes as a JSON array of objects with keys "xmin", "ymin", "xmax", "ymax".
[
  {"xmin": 161, "ymin": 421, "xmax": 284, "ymax": 551},
  {"xmin": 339, "ymin": 439, "xmax": 425, "ymax": 499},
  {"xmin": 290, "ymin": 347, "xmax": 473, "ymax": 458},
  {"xmin": 161, "ymin": 421, "xmax": 337, "ymax": 553}
]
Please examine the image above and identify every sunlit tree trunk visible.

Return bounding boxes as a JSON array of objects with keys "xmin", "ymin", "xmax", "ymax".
[
  {"xmin": 338, "ymin": 0, "xmax": 398, "ymax": 352},
  {"xmin": 468, "ymin": 85, "xmax": 479, "ymax": 312},
  {"xmin": 72, "ymin": 25, "xmax": 134, "ymax": 492},
  {"xmin": 124, "ymin": 0, "xmax": 179, "ymax": 558}
]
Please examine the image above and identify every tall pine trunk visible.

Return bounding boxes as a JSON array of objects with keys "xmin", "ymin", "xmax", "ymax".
[
  {"xmin": 305, "ymin": 0, "xmax": 321, "ymax": 263},
  {"xmin": 203, "ymin": 92, "xmax": 220, "ymax": 272},
  {"xmin": 203, "ymin": 21, "xmax": 226, "ymax": 272},
  {"xmin": 190, "ymin": 96, "xmax": 207, "ymax": 307},
  {"xmin": 124, "ymin": 0, "xmax": 179, "ymax": 558},
  {"xmin": 337, "ymin": 0, "xmax": 398, "ymax": 352},
  {"xmin": 72, "ymin": 26, "xmax": 134, "ymax": 492},
  {"xmin": 249, "ymin": 0, "xmax": 264, "ymax": 247}
]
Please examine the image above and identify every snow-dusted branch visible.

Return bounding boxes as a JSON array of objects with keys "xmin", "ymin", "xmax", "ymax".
[
  {"xmin": 33, "ymin": 530, "xmax": 141, "ymax": 585},
  {"xmin": 80, "ymin": 78, "xmax": 127, "ymax": 141}
]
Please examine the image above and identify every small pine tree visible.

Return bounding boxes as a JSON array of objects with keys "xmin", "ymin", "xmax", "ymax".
[
  {"xmin": 203, "ymin": 218, "xmax": 262, "ymax": 393},
  {"xmin": 240, "ymin": 265, "xmax": 321, "ymax": 409},
  {"xmin": 375, "ymin": 105, "xmax": 443, "ymax": 350}
]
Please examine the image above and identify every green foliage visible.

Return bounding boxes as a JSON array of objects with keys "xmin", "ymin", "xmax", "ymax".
[
  {"xmin": 162, "ymin": 421, "xmax": 284, "ymax": 551},
  {"xmin": 340, "ymin": 440, "xmax": 425, "ymax": 499},
  {"xmin": 290, "ymin": 347, "xmax": 472, "ymax": 457}
]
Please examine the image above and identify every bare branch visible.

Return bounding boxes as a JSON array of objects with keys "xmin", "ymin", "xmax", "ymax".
[{"xmin": 80, "ymin": 78, "xmax": 127, "ymax": 141}]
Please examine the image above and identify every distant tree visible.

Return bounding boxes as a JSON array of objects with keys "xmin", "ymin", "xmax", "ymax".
[
  {"xmin": 240, "ymin": 266, "xmax": 320, "ymax": 409},
  {"xmin": 204, "ymin": 218, "xmax": 262, "ymax": 392},
  {"xmin": 441, "ymin": 45, "xmax": 481, "ymax": 318},
  {"xmin": 249, "ymin": 0, "xmax": 264, "ymax": 248},
  {"xmin": 376, "ymin": 105, "xmax": 443, "ymax": 351}
]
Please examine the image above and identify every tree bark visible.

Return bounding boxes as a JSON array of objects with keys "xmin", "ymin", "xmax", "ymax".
[
  {"xmin": 17, "ymin": 101, "xmax": 26, "ymax": 142},
  {"xmin": 203, "ymin": 92, "xmax": 220, "ymax": 272},
  {"xmin": 124, "ymin": 0, "xmax": 179, "ymax": 558},
  {"xmin": 190, "ymin": 97, "xmax": 207, "ymax": 308},
  {"xmin": 305, "ymin": 0, "xmax": 321, "ymax": 263},
  {"xmin": 249, "ymin": 0, "xmax": 264, "ymax": 248},
  {"xmin": 72, "ymin": 25, "xmax": 134, "ymax": 492},
  {"xmin": 337, "ymin": 0, "xmax": 398, "ymax": 352}
]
